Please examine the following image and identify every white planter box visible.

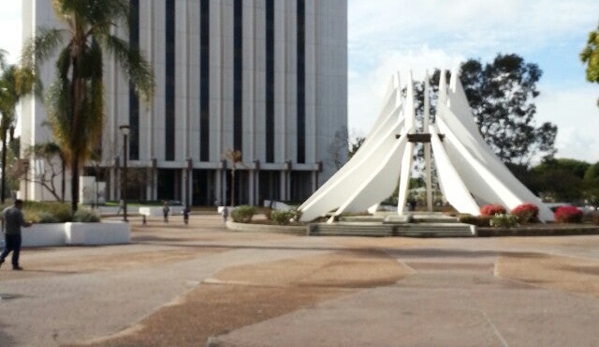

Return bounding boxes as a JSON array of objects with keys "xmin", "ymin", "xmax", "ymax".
[
  {"xmin": 21, "ymin": 224, "xmax": 66, "ymax": 247},
  {"xmin": 65, "ymin": 222, "xmax": 130, "ymax": 245}
]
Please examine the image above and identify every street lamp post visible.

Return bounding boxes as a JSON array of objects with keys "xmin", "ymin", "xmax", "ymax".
[{"xmin": 119, "ymin": 124, "xmax": 130, "ymax": 222}]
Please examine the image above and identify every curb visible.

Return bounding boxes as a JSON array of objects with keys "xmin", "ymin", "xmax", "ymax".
[
  {"xmin": 225, "ymin": 220, "xmax": 308, "ymax": 235},
  {"xmin": 477, "ymin": 225, "xmax": 599, "ymax": 237}
]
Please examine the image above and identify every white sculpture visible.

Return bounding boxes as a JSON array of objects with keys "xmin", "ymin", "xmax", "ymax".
[{"xmin": 298, "ymin": 70, "xmax": 554, "ymax": 223}]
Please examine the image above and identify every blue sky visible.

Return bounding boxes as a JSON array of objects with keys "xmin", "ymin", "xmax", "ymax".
[{"xmin": 1, "ymin": 1, "xmax": 598, "ymax": 163}]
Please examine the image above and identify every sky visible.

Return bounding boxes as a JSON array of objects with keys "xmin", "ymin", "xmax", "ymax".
[{"xmin": 1, "ymin": 1, "xmax": 598, "ymax": 163}]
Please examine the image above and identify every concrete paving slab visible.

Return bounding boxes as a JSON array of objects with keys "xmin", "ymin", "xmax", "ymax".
[{"xmin": 1, "ymin": 215, "xmax": 598, "ymax": 347}]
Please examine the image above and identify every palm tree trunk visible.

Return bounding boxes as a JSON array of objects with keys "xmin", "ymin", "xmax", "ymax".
[
  {"xmin": 71, "ymin": 156, "xmax": 79, "ymax": 213},
  {"xmin": 231, "ymin": 168, "xmax": 235, "ymax": 207},
  {"xmin": 61, "ymin": 158, "xmax": 66, "ymax": 201},
  {"xmin": 1, "ymin": 131, "xmax": 6, "ymax": 203}
]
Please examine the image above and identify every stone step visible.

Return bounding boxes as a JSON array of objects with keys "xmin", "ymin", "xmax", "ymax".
[
  {"xmin": 394, "ymin": 223, "xmax": 475, "ymax": 237},
  {"xmin": 308, "ymin": 223, "xmax": 393, "ymax": 237},
  {"xmin": 308, "ymin": 222, "xmax": 476, "ymax": 237}
]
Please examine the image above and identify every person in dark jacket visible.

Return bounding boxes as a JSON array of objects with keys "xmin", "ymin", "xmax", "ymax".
[
  {"xmin": 162, "ymin": 201, "xmax": 170, "ymax": 223},
  {"xmin": 0, "ymin": 199, "xmax": 32, "ymax": 271}
]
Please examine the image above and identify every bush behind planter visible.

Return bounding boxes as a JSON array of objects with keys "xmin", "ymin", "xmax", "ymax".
[
  {"xmin": 73, "ymin": 208, "xmax": 101, "ymax": 223},
  {"xmin": 0, "ymin": 201, "xmax": 103, "ymax": 223},
  {"xmin": 554, "ymin": 206, "xmax": 583, "ymax": 223},
  {"xmin": 23, "ymin": 201, "xmax": 73, "ymax": 223},
  {"xmin": 511, "ymin": 203, "xmax": 539, "ymax": 224},
  {"xmin": 231, "ymin": 205, "xmax": 257, "ymax": 223},
  {"xmin": 271, "ymin": 210, "xmax": 297, "ymax": 225},
  {"xmin": 490, "ymin": 214, "xmax": 519, "ymax": 228},
  {"xmin": 480, "ymin": 204, "xmax": 506, "ymax": 216}
]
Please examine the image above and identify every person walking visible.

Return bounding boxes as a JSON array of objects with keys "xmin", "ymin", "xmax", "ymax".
[
  {"xmin": 0, "ymin": 199, "xmax": 32, "ymax": 271},
  {"xmin": 182, "ymin": 206, "xmax": 190, "ymax": 225},
  {"xmin": 162, "ymin": 201, "xmax": 170, "ymax": 223},
  {"xmin": 116, "ymin": 199, "xmax": 124, "ymax": 215}
]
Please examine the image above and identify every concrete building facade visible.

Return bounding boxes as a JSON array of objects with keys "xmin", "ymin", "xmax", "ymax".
[{"xmin": 20, "ymin": 0, "xmax": 348, "ymax": 206}]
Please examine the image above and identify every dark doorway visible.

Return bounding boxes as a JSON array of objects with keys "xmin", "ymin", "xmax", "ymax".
[
  {"xmin": 192, "ymin": 170, "xmax": 215, "ymax": 206},
  {"xmin": 157, "ymin": 169, "xmax": 180, "ymax": 201},
  {"xmin": 290, "ymin": 171, "xmax": 312, "ymax": 203},
  {"xmin": 260, "ymin": 170, "xmax": 281, "ymax": 205}
]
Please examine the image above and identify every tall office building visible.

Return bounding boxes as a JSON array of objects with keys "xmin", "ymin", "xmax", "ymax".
[{"xmin": 20, "ymin": 0, "xmax": 347, "ymax": 206}]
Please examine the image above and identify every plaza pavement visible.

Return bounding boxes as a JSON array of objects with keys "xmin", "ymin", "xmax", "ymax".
[{"xmin": 1, "ymin": 214, "xmax": 599, "ymax": 347}]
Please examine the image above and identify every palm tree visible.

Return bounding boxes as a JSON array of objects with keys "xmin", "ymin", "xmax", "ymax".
[
  {"xmin": 22, "ymin": 0, "xmax": 155, "ymax": 213},
  {"xmin": 223, "ymin": 149, "xmax": 243, "ymax": 206},
  {"xmin": 0, "ymin": 59, "xmax": 35, "ymax": 203}
]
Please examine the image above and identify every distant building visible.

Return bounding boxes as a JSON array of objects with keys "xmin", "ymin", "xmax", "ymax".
[{"xmin": 20, "ymin": 0, "xmax": 348, "ymax": 206}]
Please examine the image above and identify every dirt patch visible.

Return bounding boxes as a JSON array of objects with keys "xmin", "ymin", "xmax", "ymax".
[
  {"xmin": 210, "ymin": 249, "xmax": 407, "ymax": 289},
  {"xmin": 67, "ymin": 249, "xmax": 411, "ymax": 347},
  {"xmin": 496, "ymin": 252, "xmax": 599, "ymax": 298},
  {"xmin": 0, "ymin": 248, "xmax": 225, "ymax": 281}
]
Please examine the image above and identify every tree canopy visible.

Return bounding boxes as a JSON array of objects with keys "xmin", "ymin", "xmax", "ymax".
[
  {"xmin": 459, "ymin": 54, "xmax": 557, "ymax": 165},
  {"xmin": 580, "ymin": 23, "xmax": 599, "ymax": 106},
  {"xmin": 0, "ymin": 53, "xmax": 35, "ymax": 202},
  {"xmin": 22, "ymin": 0, "xmax": 155, "ymax": 212},
  {"xmin": 407, "ymin": 54, "xmax": 556, "ymax": 167},
  {"xmin": 523, "ymin": 158, "xmax": 599, "ymax": 204}
]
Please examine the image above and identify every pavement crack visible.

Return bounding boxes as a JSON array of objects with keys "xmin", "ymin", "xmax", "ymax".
[{"xmin": 479, "ymin": 309, "xmax": 510, "ymax": 347}]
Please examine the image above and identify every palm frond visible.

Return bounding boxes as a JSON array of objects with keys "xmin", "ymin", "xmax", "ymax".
[
  {"xmin": 102, "ymin": 35, "xmax": 155, "ymax": 103},
  {"xmin": 21, "ymin": 28, "xmax": 65, "ymax": 68},
  {"xmin": 0, "ymin": 49, "xmax": 6, "ymax": 69}
]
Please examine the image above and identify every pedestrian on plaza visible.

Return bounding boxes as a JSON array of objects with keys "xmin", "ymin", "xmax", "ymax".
[
  {"xmin": 222, "ymin": 206, "xmax": 229, "ymax": 225},
  {"xmin": 162, "ymin": 201, "xmax": 170, "ymax": 223},
  {"xmin": 116, "ymin": 199, "xmax": 124, "ymax": 215},
  {"xmin": 142, "ymin": 214, "xmax": 147, "ymax": 226},
  {"xmin": 0, "ymin": 199, "xmax": 32, "ymax": 271},
  {"xmin": 182, "ymin": 205, "xmax": 190, "ymax": 225}
]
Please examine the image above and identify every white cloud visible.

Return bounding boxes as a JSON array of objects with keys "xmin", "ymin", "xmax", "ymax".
[
  {"xmin": 536, "ymin": 86, "xmax": 599, "ymax": 163},
  {"xmin": 348, "ymin": 0, "xmax": 599, "ymax": 162},
  {"xmin": 349, "ymin": 45, "xmax": 466, "ymax": 137},
  {"xmin": 349, "ymin": 0, "xmax": 599, "ymax": 66}
]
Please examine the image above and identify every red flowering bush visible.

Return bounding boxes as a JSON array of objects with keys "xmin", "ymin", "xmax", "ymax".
[
  {"xmin": 480, "ymin": 204, "xmax": 506, "ymax": 216},
  {"xmin": 554, "ymin": 206, "xmax": 583, "ymax": 224},
  {"xmin": 510, "ymin": 203, "xmax": 539, "ymax": 224}
]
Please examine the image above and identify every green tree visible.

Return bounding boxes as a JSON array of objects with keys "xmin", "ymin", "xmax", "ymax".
[
  {"xmin": 530, "ymin": 158, "xmax": 590, "ymax": 202},
  {"xmin": 348, "ymin": 136, "xmax": 365, "ymax": 160},
  {"xmin": 328, "ymin": 126, "xmax": 349, "ymax": 169},
  {"xmin": 22, "ymin": 142, "xmax": 66, "ymax": 201},
  {"xmin": 0, "ymin": 57, "xmax": 35, "ymax": 202},
  {"xmin": 580, "ymin": 23, "xmax": 599, "ymax": 106},
  {"xmin": 583, "ymin": 162, "xmax": 599, "ymax": 204},
  {"xmin": 460, "ymin": 54, "xmax": 557, "ymax": 165},
  {"xmin": 22, "ymin": 0, "xmax": 155, "ymax": 213}
]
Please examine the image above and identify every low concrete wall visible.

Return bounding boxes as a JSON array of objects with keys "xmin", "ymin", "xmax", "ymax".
[
  {"xmin": 15, "ymin": 222, "xmax": 130, "ymax": 247},
  {"xmin": 22, "ymin": 224, "xmax": 66, "ymax": 247},
  {"xmin": 65, "ymin": 222, "xmax": 130, "ymax": 245},
  {"xmin": 226, "ymin": 220, "xmax": 307, "ymax": 235}
]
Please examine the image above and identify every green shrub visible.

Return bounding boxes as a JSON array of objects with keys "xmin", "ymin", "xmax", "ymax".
[
  {"xmin": 73, "ymin": 208, "xmax": 101, "ymax": 223},
  {"xmin": 23, "ymin": 201, "xmax": 72, "ymax": 223},
  {"xmin": 36, "ymin": 212, "xmax": 60, "ymax": 224},
  {"xmin": 554, "ymin": 206, "xmax": 583, "ymax": 224},
  {"xmin": 490, "ymin": 214, "xmax": 519, "ymax": 228},
  {"xmin": 480, "ymin": 204, "xmax": 507, "ymax": 216},
  {"xmin": 271, "ymin": 210, "xmax": 296, "ymax": 225},
  {"xmin": 263, "ymin": 208, "xmax": 273, "ymax": 221},
  {"xmin": 231, "ymin": 205, "xmax": 256, "ymax": 223},
  {"xmin": 510, "ymin": 203, "xmax": 539, "ymax": 224}
]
